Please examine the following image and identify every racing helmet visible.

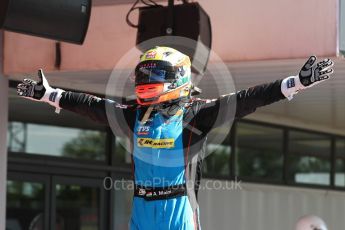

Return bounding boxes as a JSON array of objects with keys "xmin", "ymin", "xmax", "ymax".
[
  {"xmin": 295, "ymin": 215, "xmax": 328, "ymax": 230},
  {"xmin": 135, "ymin": 46, "xmax": 192, "ymax": 105}
]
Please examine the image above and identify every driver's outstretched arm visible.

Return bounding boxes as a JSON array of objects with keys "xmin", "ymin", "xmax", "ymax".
[
  {"xmin": 16, "ymin": 69, "xmax": 126, "ymax": 125},
  {"xmin": 194, "ymin": 56, "xmax": 334, "ymax": 130}
]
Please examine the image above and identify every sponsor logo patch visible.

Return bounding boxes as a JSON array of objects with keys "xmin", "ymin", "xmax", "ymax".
[
  {"xmin": 115, "ymin": 103, "xmax": 128, "ymax": 109},
  {"xmin": 138, "ymin": 188, "xmax": 146, "ymax": 196},
  {"xmin": 137, "ymin": 125, "xmax": 150, "ymax": 135},
  {"xmin": 146, "ymin": 192, "xmax": 153, "ymax": 197},
  {"xmin": 137, "ymin": 138, "xmax": 175, "ymax": 148},
  {"xmin": 145, "ymin": 51, "xmax": 156, "ymax": 59},
  {"xmin": 287, "ymin": 78, "xmax": 295, "ymax": 88},
  {"xmin": 49, "ymin": 92, "xmax": 58, "ymax": 102}
]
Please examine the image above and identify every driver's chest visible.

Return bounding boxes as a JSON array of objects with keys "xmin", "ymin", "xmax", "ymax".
[{"xmin": 134, "ymin": 108, "xmax": 184, "ymax": 149}]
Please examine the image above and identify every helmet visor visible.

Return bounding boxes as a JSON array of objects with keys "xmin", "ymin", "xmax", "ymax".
[{"xmin": 135, "ymin": 61, "xmax": 176, "ymax": 85}]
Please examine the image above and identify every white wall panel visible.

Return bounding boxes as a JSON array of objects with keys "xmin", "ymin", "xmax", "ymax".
[{"xmin": 199, "ymin": 180, "xmax": 345, "ymax": 230}]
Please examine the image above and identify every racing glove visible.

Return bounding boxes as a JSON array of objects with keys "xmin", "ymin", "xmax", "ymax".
[
  {"xmin": 17, "ymin": 69, "xmax": 65, "ymax": 113},
  {"xmin": 281, "ymin": 56, "xmax": 334, "ymax": 100}
]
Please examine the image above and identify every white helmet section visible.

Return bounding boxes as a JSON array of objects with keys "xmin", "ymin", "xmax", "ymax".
[{"xmin": 295, "ymin": 215, "xmax": 328, "ymax": 230}]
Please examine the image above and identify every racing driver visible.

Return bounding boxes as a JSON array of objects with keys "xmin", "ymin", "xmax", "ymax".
[{"xmin": 17, "ymin": 47, "xmax": 334, "ymax": 230}]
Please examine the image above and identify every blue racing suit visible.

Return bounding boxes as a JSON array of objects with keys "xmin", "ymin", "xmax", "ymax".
[{"xmin": 59, "ymin": 80, "xmax": 285, "ymax": 229}]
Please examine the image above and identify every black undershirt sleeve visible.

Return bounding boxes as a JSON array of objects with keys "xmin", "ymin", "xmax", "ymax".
[
  {"xmin": 234, "ymin": 79, "xmax": 285, "ymax": 118},
  {"xmin": 59, "ymin": 91, "xmax": 110, "ymax": 124},
  {"xmin": 59, "ymin": 91, "xmax": 136, "ymax": 131},
  {"xmin": 194, "ymin": 80, "xmax": 286, "ymax": 133}
]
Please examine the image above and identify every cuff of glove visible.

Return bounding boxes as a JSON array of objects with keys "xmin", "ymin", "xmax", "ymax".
[
  {"xmin": 42, "ymin": 88, "xmax": 65, "ymax": 113},
  {"xmin": 281, "ymin": 76, "xmax": 305, "ymax": 100}
]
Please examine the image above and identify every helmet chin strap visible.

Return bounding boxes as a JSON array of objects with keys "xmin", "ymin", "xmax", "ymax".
[
  {"xmin": 140, "ymin": 97, "xmax": 189, "ymax": 124},
  {"xmin": 140, "ymin": 106, "xmax": 154, "ymax": 124},
  {"xmin": 139, "ymin": 83, "xmax": 201, "ymax": 124}
]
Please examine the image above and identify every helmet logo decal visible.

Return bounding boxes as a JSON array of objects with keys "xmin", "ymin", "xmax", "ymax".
[
  {"xmin": 140, "ymin": 62, "xmax": 157, "ymax": 69},
  {"xmin": 178, "ymin": 67, "xmax": 185, "ymax": 76},
  {"xmin": 163, "ymin": 51, "xmax": 173, "ymax": 57},
  {"xmin": 145, "ymin": 51, "xmax": 156, "ymax": 59}
]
